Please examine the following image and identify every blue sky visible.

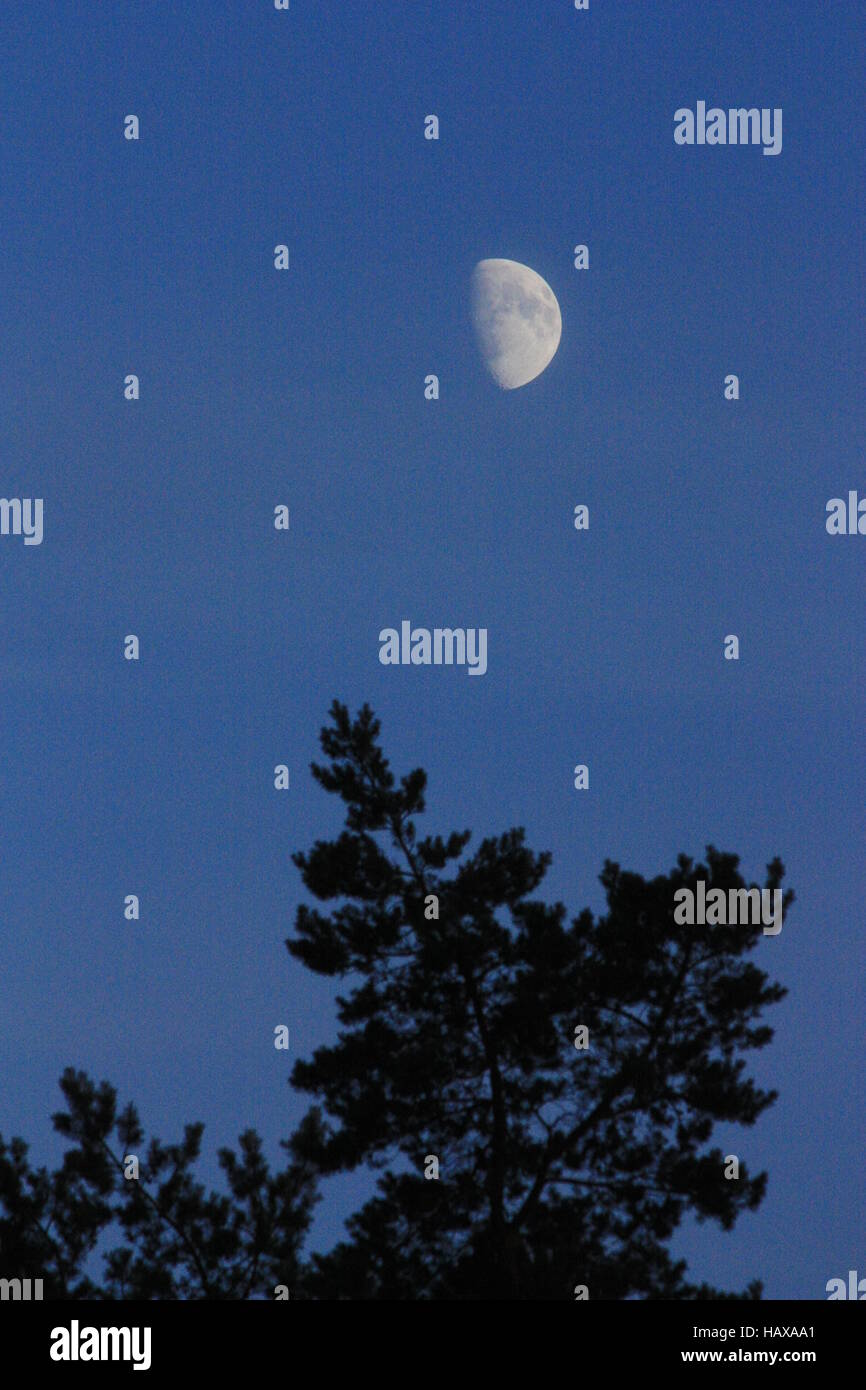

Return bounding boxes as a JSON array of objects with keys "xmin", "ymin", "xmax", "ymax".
[{"xmin": 0, "ymin": 0, "xmax": 863, "ymax": 1299}]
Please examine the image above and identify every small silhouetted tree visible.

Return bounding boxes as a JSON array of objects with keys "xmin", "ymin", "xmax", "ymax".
[
  {"xmin": 287, "ymin": 701, "xmax": 791, "ymax": 1300},
  {"xmin": 0, "ymin": 1069, "xmax": 320, "ymax": 1299}
]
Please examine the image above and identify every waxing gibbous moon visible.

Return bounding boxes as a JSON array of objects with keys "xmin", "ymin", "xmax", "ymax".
[{"xmin": 471, "ymin": 258, "xmax": 562, "ymax": 390}]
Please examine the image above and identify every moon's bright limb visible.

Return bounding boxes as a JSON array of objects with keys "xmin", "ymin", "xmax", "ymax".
[{"xmin": 471, "ymin": 258, "xmax": 562, "ymax": 390}]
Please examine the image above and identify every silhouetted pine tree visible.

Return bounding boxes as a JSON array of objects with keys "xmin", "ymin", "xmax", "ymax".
[{"xmin": 287, "ymin": 701, "xmax": 790, "ymax": 1300}]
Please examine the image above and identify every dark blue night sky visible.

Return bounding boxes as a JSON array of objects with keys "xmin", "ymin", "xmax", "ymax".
[{"xmin": 1, "ymin": 1, "xmax": 863, "ymax": 1299}]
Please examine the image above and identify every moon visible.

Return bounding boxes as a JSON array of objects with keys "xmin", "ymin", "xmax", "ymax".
[{"xmin": 471, "ymin": 258, "xmax": 562, "ymax": 390}]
